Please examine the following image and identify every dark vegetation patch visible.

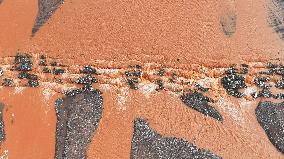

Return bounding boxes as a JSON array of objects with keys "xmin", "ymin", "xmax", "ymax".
[
  {"xmin": 180, "ymin": 92, "xmax": 223, "ymax": 121},
  {"xmin": 255, "ymin": 101, "xmax": 284, "ymax": 154},
  {"xmin": 267, "ymin": 0, "xmax": 284, "ymax": 40},
  {"xmin": 53, "ymin": 68, "xmax": 65, "ymax": 75},
  {"xmin": 76, "ymin": 75, "xmax": 97, "ymax": 85},
  {"xmin": 125, "ymin": 65, "xmax": 142, "ymax": 90},
  {"xmin": 2, "ymin": 78, "xmax": 13, "ymax": 87},
  {"xmin": 54, "ymin": 89, "xmax": 103, "ymax": 159},
  {"xmin": 221, "ymin": 67, "xmax": 247, "ymax": 98},
  {"xmin": 42, "ymin": 67, "xmax": 51, "ymax": 73},
  {"xmin": 274, "ymin": 93, "xmax": 284, "ymax": 99},
  {"xmin": 80, "ymin": 66, "xmax": 96, "ymax": 74},
  {"xmin": 127, "ymin": 78, "xmax": 139, "ymax": 90},
  {"xmin": 156, "ymin": 80, "xmax": 164, "ymax": 91},
  {"xmin": 125, "ymin": 65, "xmax": 142, "ymax": 77},
  {"xmin": 196, "ymin": 83, "xmax": 209, "ymax": 92},
  {"xmin": 220, "ymin": 11, "xmax": 237, "ymax": 36},
  {"xmin": 130, "ymin": 118, "xmax": 222, "ymax": 159},
  {"xmin": 251, "ymin": 63, "xmax": 284, "ymax": 99},
  {"xmin": 18, "ymin": 72, "xmax": 38, "ymax": 80},
  {"xmin": 0, "ymin": 67, "xmax": 3, "ymax": 76},
  {"xmin": 260, "ymin": 63, "xmax": 283, "ymax": 75},
  {"xmin": 27, "ymin": 80, "xmax": 39, "ymax": 87},
  {"xmin": 39, "ymin": 55, "xmax": 47, "ymax": 66},
  {"xmin": 32, "ymin": 0, "xmax": 64, "ymax": 35},
  {"xmin": 14, "ymin": 53, "xmax": 40, "ymax": 87},
  {"xmin": 0, "ymin": 103, "xmax": 5, "ymax": 143},
  {"xmin": 254, "ymin": 76, "xmax": 271, "ymax": 88},
  {"xmin": 14, "ymin": 53, "xmax": 33, "ymax": 71},
  {"xmin": 275, "ymin": 77, "xmax": 284, "ymax": 89},
  {"xmin": 157, "ymin": 68, "xmax": 165, "ymax": 76}
]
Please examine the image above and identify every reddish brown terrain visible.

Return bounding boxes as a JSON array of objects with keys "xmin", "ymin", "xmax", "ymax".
[{"xmin": 0, "ymin": 0, "xmax": 284, "ymax": 159}]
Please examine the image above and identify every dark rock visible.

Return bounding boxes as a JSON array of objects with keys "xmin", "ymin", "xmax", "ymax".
[
  {"xmin": 180, "ymin": 92, "xmax": 223, "ymax": 121},
  {"xmin": 130, "ymin": 118, "xmax": 222, "ymax": 159},
  {"xmin": 54, "ymin": 89, "xmax": 103, "ymax": 159},
  {"xmin": 255, "ymin": 101, "xmax": 284, "ymax": 154}
]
